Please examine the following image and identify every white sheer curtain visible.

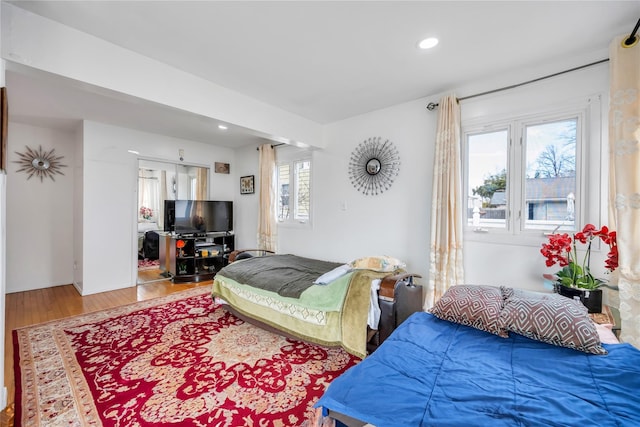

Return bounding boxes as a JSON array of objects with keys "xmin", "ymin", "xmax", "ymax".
[
  {"xmin": 138, "ymin": 169, "xmax": 160, "ymax": 222},
  {"xmin": 609, "ymin": 33, "xmax": 640, "ymax": 347},
  {"xmin": 257, "ymin": 144, "xmax": 277, "ymax": 251},
  {"xmin": 425, "ymin": 94, "xmax": 465, "ymax": 309},
  {"xmin": 158, "ymin": 171, "xmax": 167, "ymax": 230}
]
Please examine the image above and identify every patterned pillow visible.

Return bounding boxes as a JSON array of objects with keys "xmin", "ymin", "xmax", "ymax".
[
  {"xmin": 498, "ymin": 294, "xmax": 607, "ymax": 355},
  {"xmin": 349, "ymin": 255, "xmax": 405, "ymax": 273},
  {"xmin": 500, "ymin": 286, "xmax": 567, "ymax": 301},
  {"xmin": 429, "ymin": 285, "xmax": 508, "ymax": 338}
]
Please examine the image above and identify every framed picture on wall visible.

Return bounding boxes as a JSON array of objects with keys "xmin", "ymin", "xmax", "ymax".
[
  {"xmin": 240, "ymin": 175, "xmax": 255, "ymax": 194},
  {"xmin": 215, "ymin": 162, "xmax": 230, "ymax": 174}
]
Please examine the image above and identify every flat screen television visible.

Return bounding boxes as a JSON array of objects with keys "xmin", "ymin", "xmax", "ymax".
[{"xmin": 164, "ymin": 200, "xmax": 233, "ymax": 234}]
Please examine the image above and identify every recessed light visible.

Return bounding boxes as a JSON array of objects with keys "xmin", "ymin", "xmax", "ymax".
[
  {"xmin": 418, "ymin": 37, "xmax": 439, "ymax": 49},
  {"xmin": 218, "ymin": 124, "xmax": 228, "ymax": 130},
  {"xmin": 127, "ymin": 150, "xmax": 139, "ymax": 155}
]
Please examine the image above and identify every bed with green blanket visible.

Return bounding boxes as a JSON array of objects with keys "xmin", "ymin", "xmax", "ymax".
[{"xmin": 211, "ymin": 254, "xmax": 395, "ymax": 358}]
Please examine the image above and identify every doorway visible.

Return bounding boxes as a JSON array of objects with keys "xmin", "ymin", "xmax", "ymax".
[{"xmin": 137, "ymin": 159, "xmax": 209, "ymax": 284}]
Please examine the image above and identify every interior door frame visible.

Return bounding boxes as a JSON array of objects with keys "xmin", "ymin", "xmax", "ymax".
[{"xmin": 133, "ymin": 157, "xmax": 210, "ymax": 285}]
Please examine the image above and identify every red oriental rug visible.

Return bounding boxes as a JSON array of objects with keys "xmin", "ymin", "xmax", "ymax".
[
  {"xmin": 137, "ymin": 258, "xmax": 160, "ymax": 270},
  {"xmin": 13, "ymin": 287, "xmax": 359, "ymax": 426}
]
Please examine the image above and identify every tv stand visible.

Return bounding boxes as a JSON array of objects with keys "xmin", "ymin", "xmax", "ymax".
[{"xmin": 159, "ymin": 232, "xmax": 235, "ymax": 283}]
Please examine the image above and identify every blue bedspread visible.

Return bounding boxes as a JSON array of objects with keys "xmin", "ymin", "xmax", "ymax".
[{"xmin": 315, "ymin": 312, "xmax": 640, "ymax": 427}]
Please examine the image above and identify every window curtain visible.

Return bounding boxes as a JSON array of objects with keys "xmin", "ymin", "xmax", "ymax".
[
  {"xmin": 195, "ymin": 167, "xmax": 208, "ymax": 200},
  {"xmin": 158, "ymin": 171, "xmax": 167, "ymax": 230},
  {"xmin": 609, "ymin": 34, "xmax": 640, "ymax": 347},
  {"xmin": 424, "ymin": 94, "xmax": 464, "ymax": 310},
  {"xmin": 138, "ymin": 169, "xmax": 160, "ymax": 222},
  {"xmin": 258, "ymin": 144, "xmax": 277, "ymax": 251}
]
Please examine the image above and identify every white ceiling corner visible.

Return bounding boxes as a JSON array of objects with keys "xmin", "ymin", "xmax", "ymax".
[{"xmin": 4, "ymin": 1, "xmax": 639, "ymax": 147}]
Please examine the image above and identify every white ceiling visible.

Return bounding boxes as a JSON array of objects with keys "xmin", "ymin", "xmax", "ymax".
[{"xmin": 5, "ymin": 1, "xmax": 640, "ymax": 147}]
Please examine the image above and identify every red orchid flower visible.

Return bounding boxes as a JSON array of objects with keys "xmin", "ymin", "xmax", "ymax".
[{"xmin": 541, "ymin": 223, "xmax": 618, "ymax": 290}]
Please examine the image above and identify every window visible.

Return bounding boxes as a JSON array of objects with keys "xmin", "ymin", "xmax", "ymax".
[
  {"xmin": 277, "ymin": 155, "xmax": 311, "ymax": 225},
  {"xmin": 463, "ymin": 103, "xmax": 595, "ymax": 242},
  {"xmin": 523, "ymin": 119, "xmax": 577, "ymax": 231}
]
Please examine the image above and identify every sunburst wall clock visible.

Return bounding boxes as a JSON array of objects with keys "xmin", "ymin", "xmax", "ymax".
[
  {"xmin": 13, "ymin": 145, "xmax": 67, "ymax": 182},
  {"xmin": 348, "ymin": 137, "xmax": 400, "ymax": 195}
]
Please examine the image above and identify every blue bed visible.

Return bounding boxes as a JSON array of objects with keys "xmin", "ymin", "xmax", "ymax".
[{"xmin": 315, "ymin": 311, "xmax": 640, "ymax": 427}]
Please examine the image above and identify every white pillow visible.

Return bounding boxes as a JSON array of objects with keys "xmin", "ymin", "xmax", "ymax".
[
  {"xmin": 314, "ymin": 264, "xmax": 351, "ymax": 285},
  {"xmin": 595, "ymin": 323, "xmax": 619, "ymax": 345}
]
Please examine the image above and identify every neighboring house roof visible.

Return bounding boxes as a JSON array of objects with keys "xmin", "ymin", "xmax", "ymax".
[
  {"xmin": 490, "ymin": 191, "xmax": 507, "ymax": 206},
  {"xmin": 525, "ymin": 176, "xmax": 575, "ymax": 202}
]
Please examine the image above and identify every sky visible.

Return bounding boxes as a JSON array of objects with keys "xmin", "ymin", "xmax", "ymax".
[{"xmin": 467, "ymin": 119, "xmax": 577, "ymax": 202}]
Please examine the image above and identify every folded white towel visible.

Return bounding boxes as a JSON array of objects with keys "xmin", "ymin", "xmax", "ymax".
[
  {"xmin": 314, "ymin": 264, "xmax": 352, "ymax": 285},
  {"xmin": 368, "ymin": 278, "xmax": 382, "ymax": 329}
]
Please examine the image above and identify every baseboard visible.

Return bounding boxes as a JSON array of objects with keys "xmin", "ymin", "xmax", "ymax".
[{"xmin": 72, "ymin": 280, "xmax": 83, "ymax": 295}]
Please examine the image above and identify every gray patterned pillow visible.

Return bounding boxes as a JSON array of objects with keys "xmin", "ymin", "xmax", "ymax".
[
  {"xmin": 498, "ymin": 294, "xmax": 607, "ymax": 355},
  {"xmin": 429, "ymin": 285, "xmax": 508, "ymax": 337},
  {"xmin": 500, "ymin": 286, "xmax": 568, "ymax": 301}
]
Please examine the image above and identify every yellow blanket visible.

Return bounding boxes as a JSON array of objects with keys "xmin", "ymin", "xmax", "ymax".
[
  {"xmin": 340, "ymin": 270, "xmax": 389, "ymax": 358},
  {"xmin": 212, "ymin": 269, "xmax": 391, "ymax": 359}
]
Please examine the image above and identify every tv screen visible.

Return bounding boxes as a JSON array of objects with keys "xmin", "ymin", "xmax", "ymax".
[{"xmin": 165, "ymin": 200, "xmax": 233, "ymax": 233}]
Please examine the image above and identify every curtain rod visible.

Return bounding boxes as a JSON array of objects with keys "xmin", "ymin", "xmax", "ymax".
[
  {"xmin": 624, "ymin": 18, "xmax": 640, "ymax": 47},
  {"xmin": 426, "ymin": 58, "xmax": 609, "ymax": 111},
  {"xmin": 256, "ymin": 143, "xmax": 285, "ymax": 151}
]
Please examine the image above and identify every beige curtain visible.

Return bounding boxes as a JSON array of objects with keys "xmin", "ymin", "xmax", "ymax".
[
  {"xmin": 257, "ymin": 144, "xmax": 277, "ymax": 251},
  {"xmin": 158, "ymin": 171, "xmax": 167, "ymax": 230},
  {"xmin": 138, "ymin": 169, "xmax": 160, "ymax": 221},
  {"xmin": 195, "ymin": 167, "xmax": 208, "ymax": 200},
  {"xmin": 425, "ymin": 94, "xmax": 464, "ymax": 310},
  {"xmin": 609, "ymin": 34, "xmax": 640, "ymax": 347}
]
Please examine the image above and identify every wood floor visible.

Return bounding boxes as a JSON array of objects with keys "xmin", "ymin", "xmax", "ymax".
[{"xmin": 2, "ymin": 270, "xmax": 212, "ymax": 427}]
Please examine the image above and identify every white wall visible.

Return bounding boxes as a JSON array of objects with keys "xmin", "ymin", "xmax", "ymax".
[
  {"xmin": 231, "ymin": 63, "xmax": 612, "ymax": 298},
  {"xmin": 6, "ymin": 123, "xmax": 76, "ymax": 293},
  {"xmin": 461, "ymin": 63, "xmax": 610, "ymax": 292},
  {"xmin": 0, "ymin": 0, "xmax": 614, "ymax": 301},
  {"xmin": 278, "ymin": 97, "xmax": 436, "ymax": 279},
  {"xmin": 233, "ymin": 144, "xmax": 260, "ymax": 249},
  {"xmin": 1, "ymin": 2, "xmax": 323, "ymax": 148},
  {"xmin": 4, "ymin": 54, "xmax": 611, "ymax": 302},
  {"xmin": 4, "ymin": 120, "xmax": 237, "ymax": 295},
  {"xmin": 81, "ymin": 121, "xmax": 236, "ymax": 295},
  {"xmin": 72, "ymin": 124, "xmax": 83, "ymax": 291}
]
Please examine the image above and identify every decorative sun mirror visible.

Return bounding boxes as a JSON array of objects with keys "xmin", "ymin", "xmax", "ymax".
[
  {"xmin": 348, "ymin": 137, "xmax": 400, "ymax": 195},
  {"xmin": 13, "ymin": 145, "xmax": 67, "ymax": 181},
  {"xmin": 366, "ymin": 158, "xmax": 381, "ymax": 175}
]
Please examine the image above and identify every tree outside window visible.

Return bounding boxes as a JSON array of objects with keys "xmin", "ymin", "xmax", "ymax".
[{"xmin": 465, "ymin": 114, "xmax": 581, "ymax": 234}]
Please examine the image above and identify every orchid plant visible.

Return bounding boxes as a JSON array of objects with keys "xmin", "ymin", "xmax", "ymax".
[{"xmin": 540, "ymin": 224, "xmax": 618, "ymax": 290}]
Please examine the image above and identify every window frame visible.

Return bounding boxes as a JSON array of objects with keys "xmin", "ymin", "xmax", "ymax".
[
  {"xmin": 276, "ymin": 149, "xmax": 313, "ymax": 228},
  {"xmin": 461, "ymin": 96, "xmax": 601, "ymax": 246}
]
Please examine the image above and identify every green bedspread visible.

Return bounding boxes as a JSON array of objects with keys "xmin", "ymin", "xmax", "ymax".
[
  {"xmin": 213, "ymin": 268, "xmax": 390, "ymax": 359},
  {"xmin": 216, "ymin": 254, "xmax": 343, "ymax": 298}
]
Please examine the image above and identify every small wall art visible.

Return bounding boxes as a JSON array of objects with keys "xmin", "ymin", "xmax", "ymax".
[
  {"xmin": 215, "ymin": 162, "xmax": 230, "ymax": 174},
  {"xmin": 240, "ymin": 175, "xmax": 255, "ymax": 194},
  {"xmin": 348, "ymin": 136, "xmax": 400, "ymax": 195},
  {"xmin": 13, "ymin": 145, "xmax": 67, "ymax": 182}
]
